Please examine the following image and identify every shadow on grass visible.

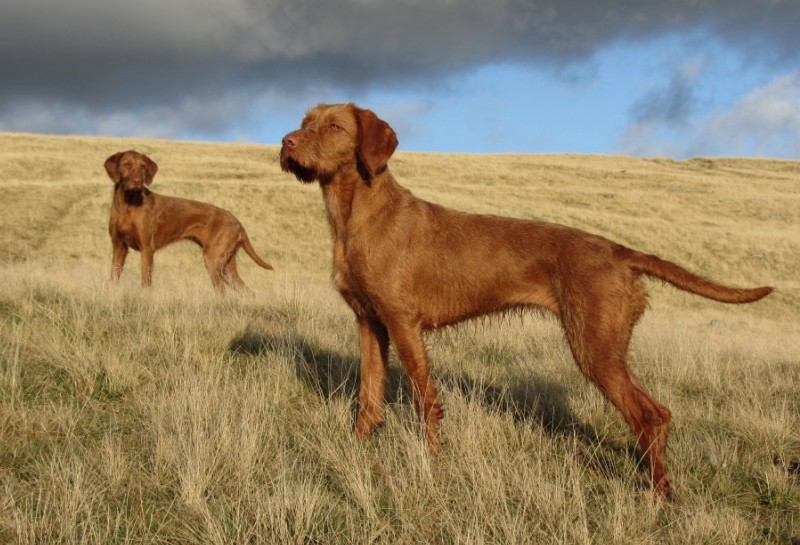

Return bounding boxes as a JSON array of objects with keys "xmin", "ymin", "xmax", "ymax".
[
  {"xmin": 438, "ymin": 372, "xmax": 646, "ymax": 487},
  {"xmin": 228, "ymin": 328, "xmax": 410, "ymax": 404},
  {"xmin": 229, "ymin": 328, "xmax": 646, "ymax": 488}
]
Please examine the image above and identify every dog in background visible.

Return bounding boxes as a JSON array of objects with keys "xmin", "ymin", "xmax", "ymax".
[
  {"xmin": 279, "ymin": 103, "xmax": 773, "ymax": 498},
  {"xmin": 104, "ymin": 150, "xmax": 272, "ymax": 293}
]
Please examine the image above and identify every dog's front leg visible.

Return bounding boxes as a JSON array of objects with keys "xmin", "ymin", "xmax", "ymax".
[
  {"xmin": 140, "ymin": 247, "xmax": 154, "ymax": 287},
  {"xmin": 354, "ymin": 318, "xmax": 390, "ymax": 439},
  {"xmin": 387, "ymin": 321, "xmax": 444, "ymax": 452},
  {"xmin": 110, "ymin": 237, "xmax": 128, "ymax": 282}
]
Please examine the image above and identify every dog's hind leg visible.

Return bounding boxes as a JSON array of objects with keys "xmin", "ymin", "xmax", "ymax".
[
  {"xmin": 559, "ymin": 280, "xmax": 673, "ymax": 498},
  {"xmin": 226, "ymin": 254, "xmax": 250, "ymax": 293},
  {"xmin": 203, "ymin": 252, "xmax": 227, "ymax": 295}
]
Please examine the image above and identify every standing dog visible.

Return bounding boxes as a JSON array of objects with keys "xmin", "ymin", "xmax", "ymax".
[
  {"xmin": 105, "ymin": 150, "xmax": 272, "ymax": 293},
  {"xmin": 279, "ymin": 103, "xmax": 772, "ymax": 498}
]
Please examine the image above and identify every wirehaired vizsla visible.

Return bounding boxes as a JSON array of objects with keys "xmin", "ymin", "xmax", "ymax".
[
  {"xmin": 279, "ymin": 103, "xmax": 772, "ymax": 498},
  {"xmin": 105, "ymin": 150, "xmax": 272, "ymax": 293}
]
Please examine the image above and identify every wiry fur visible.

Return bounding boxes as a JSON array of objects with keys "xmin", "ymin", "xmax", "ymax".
[{"xmin": 280, "ymin": 103, "xmax": 772, "ymax": 498}]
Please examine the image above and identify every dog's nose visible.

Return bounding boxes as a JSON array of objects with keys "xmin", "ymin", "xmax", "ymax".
[
  {"xmin": 282, "ymin": 134, "xmax": 298, "ymax": 149},
  {"xmin": 124, "ymin": 175, "xmax": 143, "ymax": 188}
]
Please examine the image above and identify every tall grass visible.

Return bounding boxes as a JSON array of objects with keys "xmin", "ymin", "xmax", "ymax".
[{"xmin": 0, "ymin": 132, "xmax": 798, "ymax": 544}]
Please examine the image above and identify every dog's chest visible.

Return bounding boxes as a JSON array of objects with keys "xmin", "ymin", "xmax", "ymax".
[
  {"xmin": 332, "ymin": 238, "xmax": 379, "ymax": 319},
  {"xmin": 323, "ymin": 185, "xmax": 386, "ymax": 319},
  {"xmin": 110, "ymin": 209, "xmax": 146, "ymax": 251},
  {"xmin": 113, "ymin": 224, "xmax": 143, "ymax": 251}
]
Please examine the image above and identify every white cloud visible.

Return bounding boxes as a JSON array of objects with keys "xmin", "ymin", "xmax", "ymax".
[
  {"xmin": 696, "ymin": 73, "xmax": 800, "ymax": 157},
  {"xmin": 618, "ymin": 72, "xmax": 800, "ymax": 158}
]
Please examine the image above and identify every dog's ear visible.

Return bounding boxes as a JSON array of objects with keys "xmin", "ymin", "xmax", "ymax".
[
  {"xmin": 142, "ymin": 154, "xmax": 158, "ymax": 186},
  {"xmin": 353, "ymin": 106, "xmax": 398, "ymax": 179},
  {"xmin": 104, "ymin": 152, "xmax": 125, "ymax": 182}
]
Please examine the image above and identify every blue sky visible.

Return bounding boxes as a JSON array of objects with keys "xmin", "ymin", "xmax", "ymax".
[{"xmin": 1, "ymin": 1, "xmax": 798, "ymax": 159}]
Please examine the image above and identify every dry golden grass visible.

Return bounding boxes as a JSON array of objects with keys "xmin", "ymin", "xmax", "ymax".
[{"xmin": 0, "ymin": 131, "xmax": 798, "ymax": 544}]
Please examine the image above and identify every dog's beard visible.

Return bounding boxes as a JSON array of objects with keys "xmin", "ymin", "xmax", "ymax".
[
  {"xmin": 122, "ymin": 187, "xmax": 147, "ymax": 206},
  {"xmin": 280, "ymin": 156, "xmax": 318, "ymax": 184}
]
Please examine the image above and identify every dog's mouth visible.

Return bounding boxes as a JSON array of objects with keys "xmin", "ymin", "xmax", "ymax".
[
  {"xmin": 120, "ymin": 179, "xmax": 144, "ymax": 191},
  {"xmin": 280, "ymin": 154, "xmax": 318, "ymax": 184}
]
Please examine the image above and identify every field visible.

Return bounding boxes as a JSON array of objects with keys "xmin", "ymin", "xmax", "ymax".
[{"xmin": 0, "ymin": 131, "xmax": 798, "ymax": 544}]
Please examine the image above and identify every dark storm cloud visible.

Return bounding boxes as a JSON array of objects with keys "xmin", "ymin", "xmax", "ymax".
[
  {"xmin": 1, "ymin": 0, "xmax": 798, "ymax": 136},
  {"xmin": 629, "ymin": 58, "xmax": 707, "ymax": 126}
]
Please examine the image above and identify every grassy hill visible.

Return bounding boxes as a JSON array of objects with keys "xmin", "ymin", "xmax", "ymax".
[{"xmin": 0, "ymin": 131, "xmax": 798, "ymax": 544}]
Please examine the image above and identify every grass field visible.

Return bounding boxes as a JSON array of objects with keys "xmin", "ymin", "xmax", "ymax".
[{"xmin": 0, "ymin": 131, "xmax": 798, "ymax": 544}]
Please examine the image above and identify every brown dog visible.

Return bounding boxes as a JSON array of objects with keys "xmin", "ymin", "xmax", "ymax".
[
  {"xmin": 105, "ymin": 150, "xmax": 272, "ymax": 293},
  {"xmin": 280, "ymin": 103, "xmax": 772, "ymax": 498}
]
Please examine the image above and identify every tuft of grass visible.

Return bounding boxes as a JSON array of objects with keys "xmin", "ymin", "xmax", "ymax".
[{"xmin": 0, "ymin": 131, "xmax": 798, "ymax": 544}]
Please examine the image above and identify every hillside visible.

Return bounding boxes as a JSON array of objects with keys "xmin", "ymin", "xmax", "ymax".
[{"xmin": 0, "ymin": 132, "xmax": 798, "ymax": 544}]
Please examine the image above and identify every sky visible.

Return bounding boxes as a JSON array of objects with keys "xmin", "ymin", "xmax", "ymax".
[{"xmin": 1, "ymin": 0, "xmax": 799, "ymax": 159}]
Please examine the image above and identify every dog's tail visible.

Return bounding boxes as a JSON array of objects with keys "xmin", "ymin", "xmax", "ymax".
[
  {"xmin": 627, "ymin": 250, "xmax": 772, "ymax": 304},
  {"xmin": 241, "ymin": 234, "xmax": 273, "ymax": 270}
]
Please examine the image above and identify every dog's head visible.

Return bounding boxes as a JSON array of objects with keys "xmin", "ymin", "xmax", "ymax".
[
  {"xmin": 104, "ymin": 150, "xmax": 158, "ymax": 191},
  {"xmin": 280, "ymin": 103, "xmax": 398, "ymax": 184}
]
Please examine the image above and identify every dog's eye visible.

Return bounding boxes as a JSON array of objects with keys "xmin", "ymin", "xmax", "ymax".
[{"xmin": 329, "ymin": 123, "xmax": 340, "ymax": 130}]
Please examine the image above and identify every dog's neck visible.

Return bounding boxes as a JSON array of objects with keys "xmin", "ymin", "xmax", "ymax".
[
  {"xmin": 320, "ymin": 171, "xmax": 357, "ymax": 238},
  {"xmin": 320, "ymin": 167, "xmax": 400, "ymax": 240}
]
